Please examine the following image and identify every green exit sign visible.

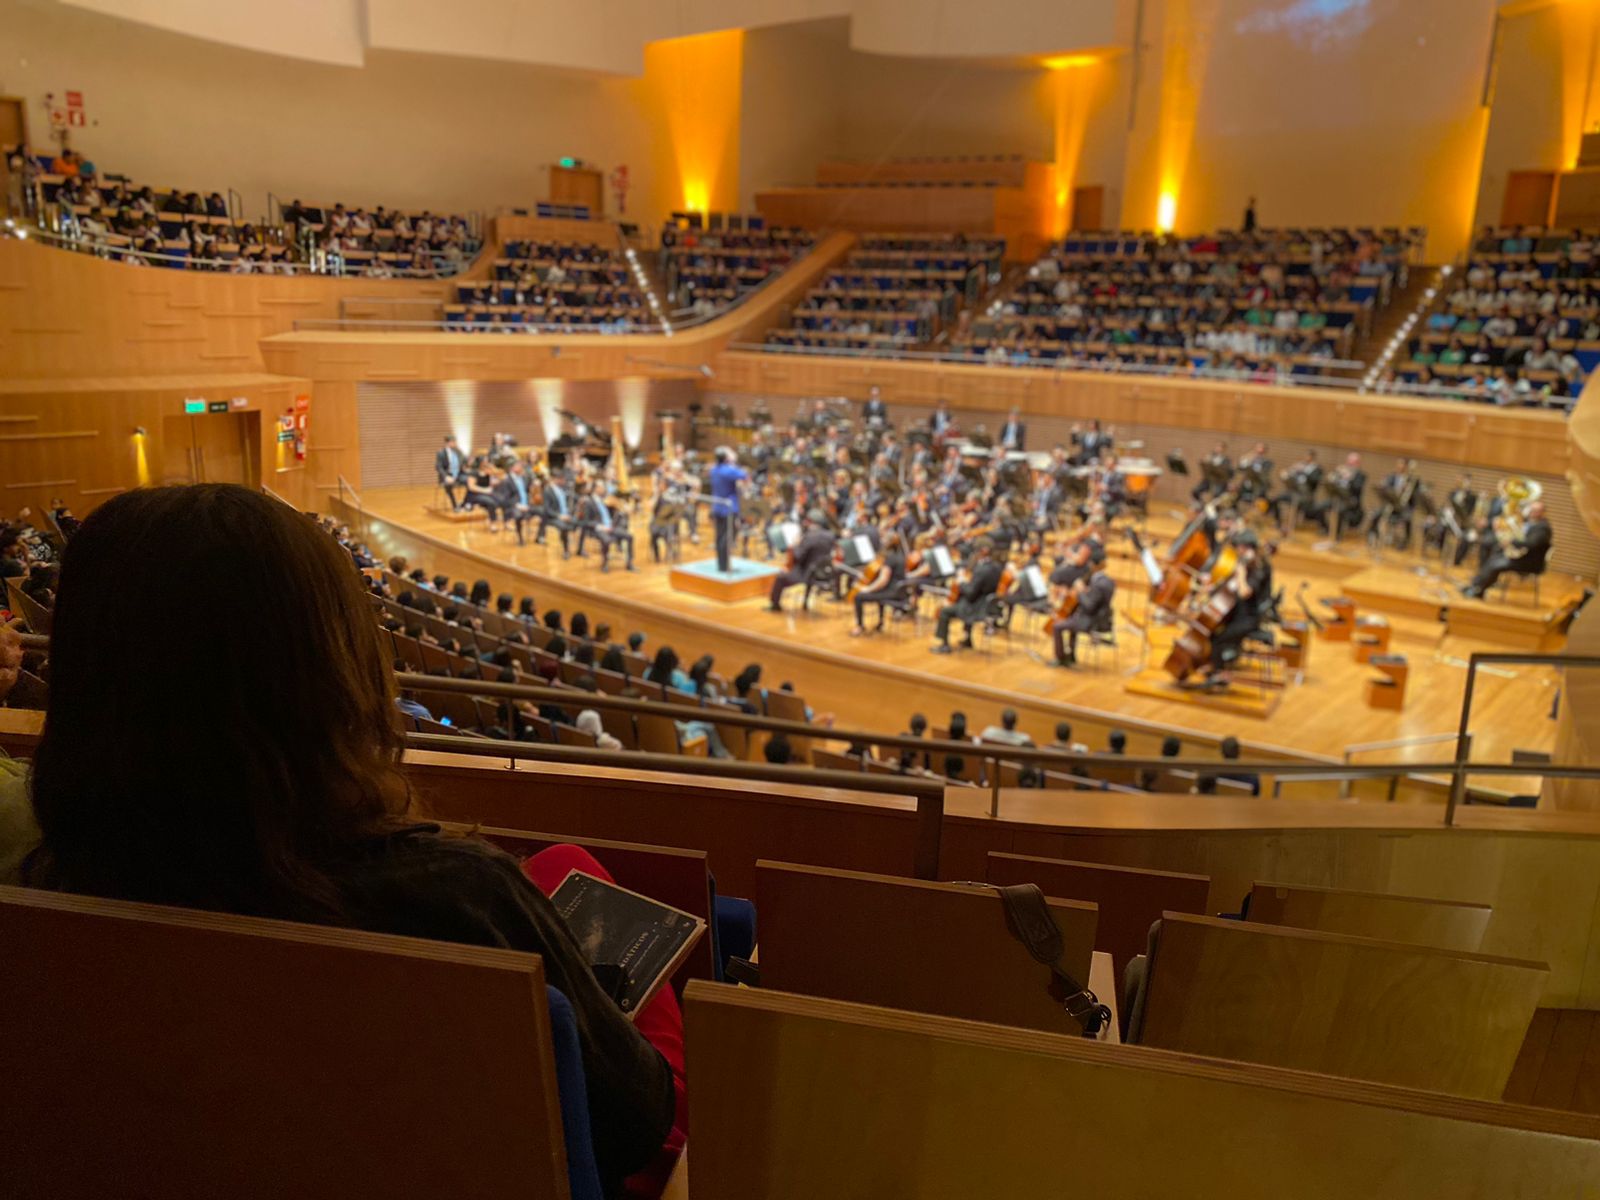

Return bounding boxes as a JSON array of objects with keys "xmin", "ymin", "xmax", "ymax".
[
  {"xmin": 559, "ymin": 156, "xmax": 577, "ymax": 169},
  {"xmin": 184, "ymin": 399, "xmax": 206, "ymax": 414}
]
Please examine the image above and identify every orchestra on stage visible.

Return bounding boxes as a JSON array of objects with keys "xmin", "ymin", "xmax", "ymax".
[{"xmin": 431, "ymin": 395, "xmax": 1556, "ymax": 694}]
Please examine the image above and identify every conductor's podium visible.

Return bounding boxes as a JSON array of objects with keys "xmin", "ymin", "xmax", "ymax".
[{"xmin": 668, "ymin": 556, "xmax": 782, "ymax": 603}]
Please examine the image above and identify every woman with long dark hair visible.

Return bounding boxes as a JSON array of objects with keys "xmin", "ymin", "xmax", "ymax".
[{"xmin": 25, "ymin": 485, "xmax": 676, "ymax": 1194}]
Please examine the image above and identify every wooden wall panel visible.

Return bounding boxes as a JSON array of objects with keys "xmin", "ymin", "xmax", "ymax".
[
  {"xmin": 353, "ymin": 378, "xmax": 696, "ymax": 489},
  {"xmin": 0, "ymin": 374, "xmax": 319, "ymax": 517},
  {"xmin": 0, "ymin": 239, "xmax": 452, "ymax": 380}
]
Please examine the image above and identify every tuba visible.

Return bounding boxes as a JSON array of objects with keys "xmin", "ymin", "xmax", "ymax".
[{"xmin": 1492, "ymin": 476, "xmax": 1542, "ymax": 547}]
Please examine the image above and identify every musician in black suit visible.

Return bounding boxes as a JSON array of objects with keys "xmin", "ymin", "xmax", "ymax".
[
  {"xmin": 492, "ymin": 460, "xmax": 537, "ymax": 545},
  {"xmin": 1268, "ymin": 449, "xmax": 1321, "ymax": 528},
  {"xmin": 1368, "ymin": 457, "xmax": 1421, "ymax": 550},
  {"xmin": 931, "ymin": 539, "xmax": 1003, "ymax": 652},
  {"xmin": 862, "ymin": 387, "xmax": 889, "ymax": 426},
  {"xmin": 1028, "ymin": 474, "xmax": 1065, "ymax": 534},
  {"xmin": 576, "ymin": 484, "xmax": 635, "ymax": 572},
  {"xmin": 768, "ymin": 510, "xmax": 837, "ymax": 611},
  {"xmin": 1207, "ymin": 533, "xmax": 1274, "ymax": 681},
  {"xmin": 1463, "ymin": 502, "xmax": 1552, "ymax": 598},
  {"xmin": 1052, "ymin": 557, "xmax": 1116, "ymax": 668},
  {"xmin": 1191, "ymin": 441, "xmax": 1232, "ymax": 503},
  {"xmin": 435, "ymin": 435, "xmax": 467, "ymax": 510},
  {"xmin": 1425, "ymin": 473, "xmax": 1481, "ymax": 555},
  {"xmin": 997, "ymin": 406, "xmax": 1027, "ymax": 452},
  {"xmin": 929, "ymin": 399, "xmax": 955, "ymax": 439},
  {"xmin": 1079, "ymin": 419, "xmax": 1110, "ymax": 464},
  {"xmin": 537, "ymin": 475, "xmax": 577, "ymax": 557},
  {"xmin": 1319, "ymin": 452, "xmax": 1367, "ymax": 538},
  {"xmin": 1235, "ymin": 442, "xmax": 1273, "ymax": 504}
]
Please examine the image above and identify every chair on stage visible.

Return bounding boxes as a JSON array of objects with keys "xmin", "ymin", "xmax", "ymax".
[{"xmin": 1498, "ymin": 561, "xmax": 1546, "ymax": 606}]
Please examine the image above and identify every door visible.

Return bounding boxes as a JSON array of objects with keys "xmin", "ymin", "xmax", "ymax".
[
  {"xmin": 1071, "ymin": 186, "xmax": 1105, "ymax": 232},
  {"xmin": 161, "ymin": 412, "xmax": 261, "ymax": 487},
  {"xmin": 0, "ymin": 97, "xmax": 27, "ymax": 219},
  {"xmin": 1501, "ymin": 171, "xmax": 1556, "ymax": 227}
]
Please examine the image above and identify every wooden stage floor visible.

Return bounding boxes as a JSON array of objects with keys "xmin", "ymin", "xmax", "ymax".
[{"xmin": 356, "ymin": 486, "xmax": 1575, "ymax": 772}]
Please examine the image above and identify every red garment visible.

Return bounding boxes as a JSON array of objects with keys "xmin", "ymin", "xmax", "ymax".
[{"xmin": 524, "ymin": 844, "xmax": 687, "ymax": 1198}]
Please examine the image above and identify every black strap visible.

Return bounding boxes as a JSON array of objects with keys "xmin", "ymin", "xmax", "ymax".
[{"xmin": 994, "ymin": 883, "xmax": 1111, "ymax": 1038}]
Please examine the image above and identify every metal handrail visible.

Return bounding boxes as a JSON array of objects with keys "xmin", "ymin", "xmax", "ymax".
[
  {"xmin": 3, "ymin": 220, "xmax": 477, "ymax": 280},
  {"xmin": 288, "ymin": 235, "xmax": 828, "ymax": 337},
  {"xmin": 391, "ymin": 672, "xmax": 1600, "ymax": 820},
  {"xmin": 725, "ymin": 339, "xmax": 1575, "ymax": 410},
  {"xmin": 1344, "ymin": 731, "xmax": 1464, "ymax": 757},
  {"xmin": 1447, "ymin": 652, "xmax": 1600, "ymax": 824},
  {"xmin": 403, "ymin": 730, "xmax": 945, "ymax": 881}
]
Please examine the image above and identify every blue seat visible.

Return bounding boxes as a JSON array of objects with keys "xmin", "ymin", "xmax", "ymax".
[{"xmin": 546, "ymin": 987, "xmax": 604, "ymax": 1200}]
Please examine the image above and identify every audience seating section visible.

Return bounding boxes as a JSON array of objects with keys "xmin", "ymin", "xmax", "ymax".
[
  {"xmin": 765, "ymin": 233, "xmax": 1003, "ymax": 352},
  {"xmin": 682, "ymin": 983, "xmax": 1600, "ymax": 1199},
  {"xmin": 1399, "ymin": 224, "xmax": 1599, "ymax": 407},
  {"xmin": 951, "ymin": 227, "xmax": 1421, "ymax": 379}
]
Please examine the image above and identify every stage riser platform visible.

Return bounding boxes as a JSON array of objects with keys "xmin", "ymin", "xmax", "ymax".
[{"xmin": 1341, "ymin": 566, "xmax": 1582, "ymax": 654}]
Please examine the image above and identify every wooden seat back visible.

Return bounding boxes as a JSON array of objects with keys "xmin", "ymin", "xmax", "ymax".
[
  {"xmin": 407, "ymin": 755, "xmax": 935, "ymax": 899},
  {"xmin": 682, "ymin": 982, "xmax": 1600, "ymax": 1199},
  {"xmin": 986, "ymin": 851, "xmax": 1209, "ymax": 980},
  {"xmin": 0, "ymin": 885, "xmax": 570, "ymax": 1200},
  {"xmin": 1136, "ymin": 912, "xmax": 1548, "ymax": 1099},
  {"xmin": 756, "ymin": 860, "xmax": 1096, "ymax": 1034},
  {"xmin": 1247, "ymin": 881, "xmax": 1492, "ymax": 952}
]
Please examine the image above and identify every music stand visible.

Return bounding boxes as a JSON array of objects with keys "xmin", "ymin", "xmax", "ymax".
[{"xmin": 1165, "ymin": 450, "xmax": 1189, "ymax": 477}]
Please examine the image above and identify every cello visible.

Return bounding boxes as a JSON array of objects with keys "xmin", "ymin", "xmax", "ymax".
[{"xmin": 1151, "ymin": 511, "xmax": 1213, "ymax": 611}]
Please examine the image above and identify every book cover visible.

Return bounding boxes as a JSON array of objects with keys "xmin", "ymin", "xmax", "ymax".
[{"xmin": 550, "ymin": 869, "xmax": 707, "ymax": 1017}]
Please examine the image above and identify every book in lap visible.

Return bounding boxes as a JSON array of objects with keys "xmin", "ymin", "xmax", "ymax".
[{"xmin": 550, "ymin": 870, "xmax": 707, "ymax": 1018}]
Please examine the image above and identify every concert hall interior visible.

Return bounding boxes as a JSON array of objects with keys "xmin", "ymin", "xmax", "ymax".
[{"xmin": 6, "ymin": 0, "xmax": 1600, "ymax": 1194}]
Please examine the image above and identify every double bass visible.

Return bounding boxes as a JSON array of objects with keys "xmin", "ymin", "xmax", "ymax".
[
  {"xmin": 1152, "ymin": 512, "xmax": 1213, "ymax": 610},
  {"xmin": 1162, "ymin": 575, "xmax": 1243, "ymax": 683}
]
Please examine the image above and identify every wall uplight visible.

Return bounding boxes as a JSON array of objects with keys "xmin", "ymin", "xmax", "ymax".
[{"xmin": 1157, "ymin": 192, "xmax": 1179, "ymax": 233}]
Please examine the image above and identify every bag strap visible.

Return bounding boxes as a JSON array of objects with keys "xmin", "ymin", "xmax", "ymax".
[{"xmin": 994, "ymin": 882, "xmax": 1111, "ymax": 1038}]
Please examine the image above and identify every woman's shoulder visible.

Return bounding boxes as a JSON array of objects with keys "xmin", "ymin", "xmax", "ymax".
[{"xmin": 340, "ymin": 826, "xmax": 553, "ymax": 945}]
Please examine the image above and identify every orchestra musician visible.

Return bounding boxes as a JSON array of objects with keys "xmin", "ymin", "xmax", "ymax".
[
  {"xmin": 1268, "ymin": 449, "xmax": 1322, "ymax": 530},
  {"xmin": 1192, "ymin": 441, "xmax": 1232, "ymax": 503},
  {"xmin": 998, "ymin": 406, "xmax": 1028, "ymax": 452},
  {"xmin": 1368, "ymin": 457, "xmax": 1422, "ymax": 550},
  {"xmin": 435, "ymin": 435, "xmax": 467, "ymax": 510},
  {"xmin": 1235, "ymin": 442, "xmax": 1274, "ymax": 505},
  {"xmin": 862, "ymin": 386, "xmax": 889, "ymax": 426},
  {"xmin": 576, "ymin": 482, "xmax": 635, "ymax": 573},
  {"xmin": 1050, "ymin": 545, "xmax": 1115, "ymax": 668},
  {"xmin": 1423, "ymin": 473, "xmax": 1481, "ymax": 558},
  {"xmin": 849, "ymin": 528, "xmax": 909, "ymax": 637},
  {"xmin": 648, "ymin": 468, "xmax": 687, "ymax": 564},
  {"xmin": 1078, "ymin": 419, "xmax": 1112, "ymax": 465},
  {"xmin": 929, "ymin": 399, "xmax": 956, "ymax": 440},
  {"xmin": 1320, "ymin": 452, "xmax": 1367, "ymax": 539},
  {"xmin": 537, "ymin": 473, "xmax": 577, "ymax": 558},
  {"xmin": 768, "ymin": 509, "xmax": 836, "ymax": 612},
  {"xmin": 1462, "ymin": 501, "xmax": 1552, "ymax": 599},
  {"xmin": 492, "ymin": 459, "xmax": 537, "ymax": 546},
  {"xmin": 931, "ymin": 538, "xmax": 1003, "ymax": 653},
  {"xmin": 1203, "ymin": 530, "xmax": 1274, "ymax": 686}
]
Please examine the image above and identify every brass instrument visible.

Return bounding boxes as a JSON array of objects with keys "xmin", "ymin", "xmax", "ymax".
[{"xmin": 1492, "ymin": 476, "xmax": 1543, "ymax": 548}]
